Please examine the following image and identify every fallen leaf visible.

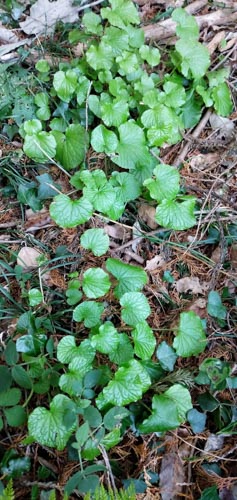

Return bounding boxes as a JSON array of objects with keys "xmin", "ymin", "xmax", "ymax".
[
  {"xmin": 138, "ymin": 204, "xmax": 158, "ymax": 229},
  {"xmin": 175, "ymin": 277, "xmax": 207, "ymax": 295},
  {"xmin": 230, "ymin": 243, "xmax": 237, "ymax": 269},
  {"xmin": 145, "ymin": 255, "xmax": 165, "ymax": 271},
  {"xmin": 211, "ymin": 245, "xmax": 222, "ymax": 264},
  {"xmin": 132, "ymin": 220, "xmax": 143, "ymax": 253},
  {"xmin": 20, "ymin": 0, "xmax": 81, "ymax": 35},
  {"xmin": 17, "ymin": 247, "xmax": 43, "ymax": 269},
  {"xmin": 159, "ymin": 451, "xmax": 185, "ymax": 500},
  {"xmin": 190, "ymin": 152, "xmax": 219, "ymax": 171},
  {"xmin": 188, "ymin": 298, "xmax": 207, "ymax": 319},
  {"xmin": 0, "ymin": 26, "xmax": 19, "ymax": 44},
  {"xmin": 25, "ymin": 208, "xmax": 52, "ymax": 233},
  {"xmin": 209, "ymin": 113, "xmax": 235, "ymax": 143},
  {"xmin": 104, "ymin": 224, "xmax": 131, "ymax": 241}
]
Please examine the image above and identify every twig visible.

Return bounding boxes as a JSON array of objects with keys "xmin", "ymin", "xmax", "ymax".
[
  {"xmin": 110, "ymin": 228, "xmax": 169, "ymax": 253},
  {"xmin": 77, "ymin": 0, "xmax": 105, "ymax": 13},
  {"xmin": 173, "ymin": 109, "xmax": 212, "ymax": 166},
  {"xmin": 98, "ymin": 444, "xmax": 117, "ymax": 492}
]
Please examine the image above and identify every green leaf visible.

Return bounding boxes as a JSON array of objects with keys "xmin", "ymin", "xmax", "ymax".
[
  {"xmin": 0, "ymin": 388, "xmax": 21, "ymax": 406},
  {"xmin": 83, "ymin": 406, "xmax": 102, "ymax": 428},
  {"xmin": 82, "ymin": 11, "xmax": 103, "ymax": 35},
  {"xmin": 102, "ymin": 428, "xmax": 121, "ymax": 450},
  {"xmin": 36, "ymin": 59, "xmax": 50, "ymax": 73},
  {"xmin": 54, "ymin": 124, "xmax": 89, "ymax": 170},
  {"xmin": 106, "ymin": 258, "xmax": 147, "ymax": 299},
  {"xmin": 108, "ymin": 333, "xmax": 134, "ymax": 364},
  {"xmin": 103, "ymin": 27, "xmax": 129, "ymax": 56},
  {"xmin": 139, "ymin": 45, "xmax": 160, "ymax": 66},
  {"xmin": 53, "ymin": 70, "xmax": 78, "ymax": 102},
  {"xmin": 4, "ymin": 340, "xmax": 19, "ymax": 366},
  {"xmin": 139, "ymin": 384, "xmax": 192, "ymax": 433},
  {"xmin": 198, "ymin": 486, "xmax": 220, "ymax": 500},
  {"xmin": 57, "ymin": 335, "xmax": 79, "ymax": 363},
  {"xmin": 76, "ymin": 421, "xmax": 90, "ymax": 447},
  {"xmin": 172, "ymin": 8, "xmax": 199, "ymax": 40},
  {"xmin": 116, "ymin": 51, "xmax": 139, "ymax": 74},
  {"xmin": 28, "ymin": 288, "xmax": 43, "ymax": 306},
  {"xmin": 155, "ymin": 197, "xmax": 196, "ymax": 230},
  {"xmin": 103, "ymin": 406, "xmax": 130, "ymax": 430},
  {"xmin": 23, "ymin": 119, "xmax": 42, "ymax": 135},
  {"xmin": 91, "ymin": 322, "xmax": 120, "ymax": 354},
  {"xmin": 173, "ymin": 311, "xmax": 207, "ymax": 357},
  {"xmin": 12, "ymin": 365, "xmax": 32, "ymax": 389},
  {"xmin": 81, "ymin": 169, "xmax": 116, "ymax": 214},
  {"xmin": 73, "ymin": 301, "xmax": 104, "ymax": 328},
  {"xmin": 175, "ymin": 39, "xmax": 210, "ymax": 79},
  {"xmin": 91, "ymin": 125, "xmax": 118, "ymax": 154},
  {"xmin": 144, "ymin": 164, "xmax": 180, "ymax": 202},
  {"xmin": 187, "ymin": 408, "xmax": 206, "ymax": 433},
  {"xmin": 156, "ymin": 341, "xmax": 177, "ymax": 371},
  {"xmin": 76, "ymin": 75, "xmax": 91, "ymax": 105},
  {"xmin": 163, "ymin": 81, "xmax": 186, "ymax": 108},
  {"xmin": 50, "ymin": 194, "xmax": 93, "ymax": 228},
  {"xmin": 34, "ymin": 92, "xmax": 50, "ymax": 121},
  {"xmin": 212, "ymin": 82, "xmax": 233, "ymax": 116},
  {"xmin": 101, "ymin": 98, "xmax": 129, "ymax": 128},
  {"xmin": 82, "ymin": 268, "xmax": 111, "ymax": 298},
  {"xmin": 28, "ymin": 394, "xmax": 77, "ymax": 450},
  {"xmin": 132, "ymin": 321, "xmax": 156, "ymax": 360},
  {"xmin": 80, "ymin": 228, "xmax": 109, "ymax": 256},
  {"xmin": 4, "ymin": 406, "xmax": 27, "ymax": 427},
  {"xmin": 111, "ymin": 172, "xmax": 141, "ymax": 203},
  {"xmin": 113, "ymin": 121, "xmax": 153, "ymax": 170},
  {"xmin": 36, "ymin": 173, "xmax": 59, "ymax": 200},
  {"xmin": 120, "ymin": 292, "xmax": 150, "ymax": 326},
  {"xmin": 101, "ymin": 0, "xmax": 140, "ymax": 28},
  {"xmin": 86, "ymin": 42, "xmax": 114, "ymax": 71},
  {"xmin": 23, "ymin": 131, "xmax": 56, "ymax": 163},
  {"xmin": 207, "ymin": 291, "xmax": 227, "ymax": 320},
  {"xmin": 0, "ymin": 366, "xmax": 12, "ymax": 392},
  {"xmin": 97, "ymin": 359, "xmax": 151, "ymax": 409}
]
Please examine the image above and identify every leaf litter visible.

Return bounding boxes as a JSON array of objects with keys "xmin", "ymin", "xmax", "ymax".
[{"xmin": 0, "ymin": 0, "xmax": 237, "ymax": 498}]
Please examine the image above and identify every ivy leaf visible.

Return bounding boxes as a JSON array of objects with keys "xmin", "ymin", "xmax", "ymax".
[
  {"xmin": 132, "ymin": 321, "xmax": 156, "ymax": 360},
  {"xmin": 113, "ymin": 121, "xmax": 152, "ymax": 170},
  {"xmin": 101, "ymin": 99, "xmax": 129, "ymax": 127},
  {"xmin": 96, "ymin": 359, "xmax": 151, "ymax": 409},
  {"xmin": 106, "ymin": 258, "xmax": 147, "ymax": 299},
  {"xmin": 101, "ymin": 0, "xmax": 140, "ymax": 29},
  {"xmin": 80, "ymin": 228, "xmax": 109, "ymax": 257},
  {"xmin": 82, "ymin": 11, "xmax": 103, "ymax": 35},
  {"xmin": 28, "ymin": 394, "xmax": 77, "ymax": 450},
  {"xmin": 173, "ymin": 311, "xmax": 207, "ymax": 357},
  {"xmin": 120, "ymin": 292, "xmax": 150, "ymax": 326},
  {"xmin": 144, "ymin": 164, "xmax": 180, "ymax": 203},
  {"xmin": 91, "ymin": 125, "xmax": 118, "ymax": 154},
  {"xmin": 172, "ymin": 8, "xmax": 199, "ymax": 40},
  {"xmin": 111, "ymin": 172, "xmax": 141, "ymax": 203},
  {"xmin": 53, "ymin": 70, "xmax": 78, "ymax": 102},
  {"xmin": 175, "ymin": 40, "xmax": 210, "ymax": 79},
  {"xmin": 34, "ymin": 93, "xmax": 50, "ymax": 121},
  {"xmin": 73, "ymin": 301, "xmax": 104, "ymax": 328},
  {"xmin": 82, "ymin": 268, "xmax": 111, "ymax": 298},
  {"xmin": 139, "ymin": 45, "xmax": 160, "ymax": 66},
  {"xmin": 86, "ymin": 42, "xmax": 114, "ymax": 71},
  {"xmin": 156, "ymin": 341, "xmax": 177, "ymax": 371},
  {"xmin": 139, "ymin": 384, "xmax": 192, "ymax": 433},
  {"xmin": 187, "ymin": 408, "xmax": 206, "ymax": 433},
  {"xmin": 50, "ymin": 195, "xmax": 93, "ymax": 228},
  {"xmin": 80, "ymin": 169, "xmax": 116, "ymax": 214},
  {"xmin": 155, "ymin": 197, "xmax": 196, "ymax": 230},
  {"xmin": 53, "ymin": 124, "xmax": 88, "ymax": 170},
  {"xmin": 212, "ymin": 83, "xmax": 233, "ymax": 116},
  {"xmin": 91, "ymin": 322, "xmax": 120, "ymax": 354},
  {"xmin": 23, "ymin": 131, "xmax": 56, "ymax": 163}
]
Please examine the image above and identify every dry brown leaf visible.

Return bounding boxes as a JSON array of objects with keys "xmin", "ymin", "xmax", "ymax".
[
  {"xmin": 0, "ymin": 26, "xmax": 18, "ymax": 44},
  {"xmin": 20, "ymin": 0, "xmax": 80, "ymax": 35},
  {"xmin": 189, "ymin": 152, "xmax": 220, "ymax": 171},
  {"xmin": 159, "ymin": 451, "xmax": 185, "ymax": 500},
  {"xmin": 17, "ymin": 247, "xmax": 43, "ymax": 269},
  {"xmin": 138, "ymin": 204, "xmax": 158, "ymax": 230},
  {"xmin": 104, "ymin": 224, "xmax": 131, "ymax": 241},
  {"xmin": 211, "ymin": 245, "xmax": 222, "ymax": 264},
  {"xmin": 188, "ymin": 298, "xmax": 207, "ymax": 318},
  {"xmin": 230, "ymin": 243, "xmax": 237, "ymax": 269},
  {"xmin": 25, "ymin": 208, "xmax": 52, "ymax": 233},
  {"xmin": 145, "ymin": 255, "xmax": 165, "ymax": 271},
  {"xmin": 175, "ymin": 276, "xmax": 207, "ymax": 294}
]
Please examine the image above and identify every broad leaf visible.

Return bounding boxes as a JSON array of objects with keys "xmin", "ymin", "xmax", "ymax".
[
  {"xmin": 155, "ymin": 197, "xmax": 196, "ymax": 230},
  {"xmin": 175, "ymin": 39, "xmax": 210, "ymax": 79},
  {"xmin": 57, "ymin": 337, "xmax": 95, "ymax": 365},
  {"xmin": 82, "ymin": 11, "xmax": 103, "ymax": 35},
  {"xmin": 91, "ymin": 125, "xmax": 118, "ymax": 154},
  {"xmin": 28, "ymin": 394, "xmax": 77, "ymax": 450},
  {"xmin": 108, "ymin": 333, "xmax": 134, "ymax": 365},
  {"xmin": 120, "ymin": 292, "xmax": 150, "ymax": 326},
  {"xmin": 91, "ymin": 322, "xmax": 120, "ymax": 354},
  {"xmin": 96, "ymin": 359, "xmax": 151, "ymax": 409},
  {"xmin": 156, "ymin": 341, "xmax": 177, "ymax": 371},
  {"xmin": 81, "ymin": 169, "xmax": 116, "ymax": 214},
  {"xmin": 212, "ymin": 82, "xmax": 233, "ymax": 117},
  {"xmin": 106, "ymin": 258, "xmax": 147, "ymax": 299},
  {"xmin": 207, "ymin": 291, "xmax": 227, "ymax": 320},
  {"xmin": 53, "ymin": 70, "xmax": 78, "ymax": 102},
  {"xmin": 82, "ymin": 268, "xmax": 111, "ymax": 298},
  {"xmin": 86, "ymin": 42, "xmax": 114, "ymax": 71},
  {"xmin": 187, "ymin": 408, "xmax": 206, "ymax": 433},
  {"xmin": 173, "ymin": 311, "xmax": 207, "ymax": 357},
  {"xmin": 139, "ymin": 384, "xmax": 192, "ymax": 433},
  {"xmin": 144, "ymin": 164, "xmax": 180, "ymax": 202},
  {"xmin": 53, "ymin": 124, "xmax": 88, "ymax": 170},
  {"xmin": 23, "ymin": 131, "xmax": 56, "ymax": 163},
  {"xmin": 80, "ymin": 228, "xmax": 109, "ymax": 256},
  {"xmin": 50, "ymin": 195, "xmax": 93, "ymax": 228},
  {"xmin": 132, "ymin": 321, "xmax": 156, "ymax": 360},
  {"xmin": 101, "ymin": 99, "xmax": 129, "ymax": 127},
  {"xmin": 172, "ymin": 8, "xmax": 199, "ymax": 40},
  {"xmin": 139, "ymin": 45, "xmax": 160, "ymax": 66},
  {"xmin": 101, "ymin": 0, "xmax": 140, "ymax": 29},
  {"xmin": 111, "ymin": 172, "xmax": 141, "ymax": 203},
  {"xmin": 113, "ymin": 121, "xmax": 153, "ymax": 170},
  {"xmin": 35, "ymin": 92, "xmax": 50, "ymax": 120},
  {"xmin": 73, "ymin": 301, "xmax": 104, "ymax": 328}
]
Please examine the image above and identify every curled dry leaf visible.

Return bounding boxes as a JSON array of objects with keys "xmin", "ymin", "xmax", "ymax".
[
  {"xmin": 138, "ymin": 203, "xmax": 158, "ymax": 229},
  {"xmin": 104, "ymin": 224, "xmax": 131, "ymax": 241},
  {"xmin": 145, "ymin": 255, "xmax": 165, "ymax": 271},
  {"xmin": 17, "ymin": 247, "xmax": 43, "ymax": 269},
  {"xmin": 175, "ymin": 276, "xmax": 207, "ymax": 295},
  {"xmin": 20, "ymin": 0, "xmax": 81, "ymax": 36},
  {"xmin": 190, "ymin": 152, "xmax": 219, "ymax": 171}
]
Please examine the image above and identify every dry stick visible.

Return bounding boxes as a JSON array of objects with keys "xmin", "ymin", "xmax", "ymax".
[
  {"xmin": 77, "ymin": 0, "xmax": 105, "ymax": 13},
  {"xmin": 173, "ymin": 109, "xmax": 212, "ymax": 167},
  {"xmin": 171, "ymin": 432, "xmax": 237, "ymax": 462}
]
